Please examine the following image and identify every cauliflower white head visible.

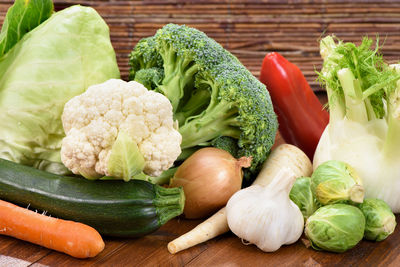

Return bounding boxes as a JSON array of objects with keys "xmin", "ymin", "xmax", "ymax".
[{"xmin": 61, "ymin": 79, "xmax": 182, "ymax": 180}]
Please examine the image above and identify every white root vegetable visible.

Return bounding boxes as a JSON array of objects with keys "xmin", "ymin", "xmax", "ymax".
[
  {"xmin": 167, "ymin": 208, "xmax": 229, "ymax": 254},
  {"xmin": 167, "ymin": 144, "xmax": 312, "ymax": 254},
  {"xmin": 254, "ymin": 144, "xmax": 313, "ymax": 186}
]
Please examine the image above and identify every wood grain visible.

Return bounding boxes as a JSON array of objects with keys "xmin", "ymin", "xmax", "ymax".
[
  {"xmin": 1, "ymin": 214, "xmax": 400, "ymax": 266},
  {"xmin": 2, "ymin": 0, "xmax": 400, "ymax": 91}
]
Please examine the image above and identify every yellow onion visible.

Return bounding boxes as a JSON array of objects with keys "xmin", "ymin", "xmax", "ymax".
[{"xmin": 170, "ymin": 147, "xmax": 252, "ymax": 219}]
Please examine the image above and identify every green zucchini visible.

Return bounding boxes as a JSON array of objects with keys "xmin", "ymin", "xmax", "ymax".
[{"xmin": 0, "ymin": 159, "xmax": 184, "ymax": 237}]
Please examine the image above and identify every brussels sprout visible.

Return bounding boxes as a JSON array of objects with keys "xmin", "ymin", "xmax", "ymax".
[
  {"xmin": 289, "ymin": 177, "xmax": 320, "ymax": 221},
  {"xmin": 358, "ymin": 198, "xmax": 397, "ymax": 241},
  {"xmin": 311, "ymin": 160, "xmax": 364, "ymax": 205},
  {"xmin": 305, "ymin": 204, "xmax": 365, "ymax": 253}
]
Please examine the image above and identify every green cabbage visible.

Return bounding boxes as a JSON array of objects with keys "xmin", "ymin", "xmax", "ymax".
[
  {"xmin": 0, "ymin": 0, "xmax": 54, "ymax": 56},
  {"xmin": 0, "ymin": 5, "xmax": 120, "ymax": 174}
]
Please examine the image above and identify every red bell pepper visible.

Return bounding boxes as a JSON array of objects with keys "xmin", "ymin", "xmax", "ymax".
[{"xmin": 259, "ymin": 52, "xmax": 329, "ymax": 160}]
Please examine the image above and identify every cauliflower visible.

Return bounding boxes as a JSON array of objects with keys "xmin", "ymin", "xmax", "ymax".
[{"xmin": 61, "ymin": 79, "xmax": 182, "ymax": 180}]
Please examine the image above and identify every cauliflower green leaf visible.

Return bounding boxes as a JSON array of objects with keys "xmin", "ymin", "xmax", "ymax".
[{"xmin": 107, "ymin": 131, "xmax": 146, "ymax": 182}]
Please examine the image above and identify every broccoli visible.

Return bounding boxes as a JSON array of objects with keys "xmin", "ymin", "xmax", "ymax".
[
  {"xmin": 211, "ymin": 136, "xmax": 239, "ymax": 158},
  {"xmin": 128, "ymin": 36, "xmax": 162, "ymax": 75},
  {"xmin": 134, "ymin": 67, "xmax": 164, "ymax": 90},
  {"xmin": 129, "ymin": 24, "xmax": 277, "ymax": 180}
]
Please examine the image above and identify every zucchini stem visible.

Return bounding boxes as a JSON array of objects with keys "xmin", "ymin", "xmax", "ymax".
[{"xmin": 154, "ymin": 185, "xmax": 185, "ymax": 225}]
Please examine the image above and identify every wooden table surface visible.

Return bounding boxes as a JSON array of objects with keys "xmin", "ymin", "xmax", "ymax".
[
  {"xmin": 1, "ymin": 0, "xmax": 400, "ymax": 266},
  {"xmin": 1, "ymin": 213, "xmax": 400, "ymax": 267}
]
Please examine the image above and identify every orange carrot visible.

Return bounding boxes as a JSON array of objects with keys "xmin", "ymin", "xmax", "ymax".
[{"xmin": 0, "ymin": 199, "xmax": 105, "ymax": 258}]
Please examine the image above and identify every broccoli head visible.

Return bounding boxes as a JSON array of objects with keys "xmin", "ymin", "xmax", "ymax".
[{"xmin": 129, "ymin": 23, "xmax": 277, "ymax": 180}]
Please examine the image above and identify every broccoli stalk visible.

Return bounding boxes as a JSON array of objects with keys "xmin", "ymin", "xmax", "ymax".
[
  {"xmin": 129, "ymin": 24, "xmax": 278, "ymax": 180},
  {"xmin": 158, "ymin": 44, "xmax": 199, "ymax": 111},
  {"xmin": 174, "ymin": 88, "xmax": 211, "ymax": 126},
  {"xmin": 179, "ymin": 100, "xmax": 240, "ymax": 148}
]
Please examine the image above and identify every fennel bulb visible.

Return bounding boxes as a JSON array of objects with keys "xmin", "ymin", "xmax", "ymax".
[{"xmin": 314, "ymin": 36, "xmax": 400, "ymax": 212}]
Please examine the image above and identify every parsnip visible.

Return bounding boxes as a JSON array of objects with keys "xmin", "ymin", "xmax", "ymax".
[
  {"xmin": 168, "ymin": 208, "xmax": 229, "ymax": 254},
  {"xmin": 167, "ymin": 144, "xmax": 312, "ymax": 254}
]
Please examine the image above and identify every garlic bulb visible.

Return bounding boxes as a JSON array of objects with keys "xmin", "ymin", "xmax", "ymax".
[{"xmin": 226, "ymin": 167, "xmax": 304, "ymax": 252}]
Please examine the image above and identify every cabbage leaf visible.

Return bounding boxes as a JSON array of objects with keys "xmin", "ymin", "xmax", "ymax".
[
  {"xmin": 0, "ymin": 5, "xmax": 120, "ymax": 174},
  {"xmin": 0, "ymin": 0, "xmax": 54, "ymax": 56}
]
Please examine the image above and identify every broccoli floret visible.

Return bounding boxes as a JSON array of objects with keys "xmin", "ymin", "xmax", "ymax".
[
  {"xmin": 129, "ymin": 24, "xmax": 278, "ymax": 180},
  {"xmin": 129, "ymin": 37, "xmax": 162, "ymax": 80},
  {"xmin": 134, "ymin": 67, "xmax": 164, "ymax": 90},
  {"xmin": 211, "ymin": 136, "xmax": 239, "ymax": 158}
]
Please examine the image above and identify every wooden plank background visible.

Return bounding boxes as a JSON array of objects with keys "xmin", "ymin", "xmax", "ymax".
[{"xmin": 1, "ymin": 0, "xmax": 400, "ymax": 92}]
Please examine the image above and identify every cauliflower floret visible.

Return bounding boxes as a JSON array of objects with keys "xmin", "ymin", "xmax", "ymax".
[{"xmin": 61, "ymin": 79, "xmax": 182, "ymax": 179}]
